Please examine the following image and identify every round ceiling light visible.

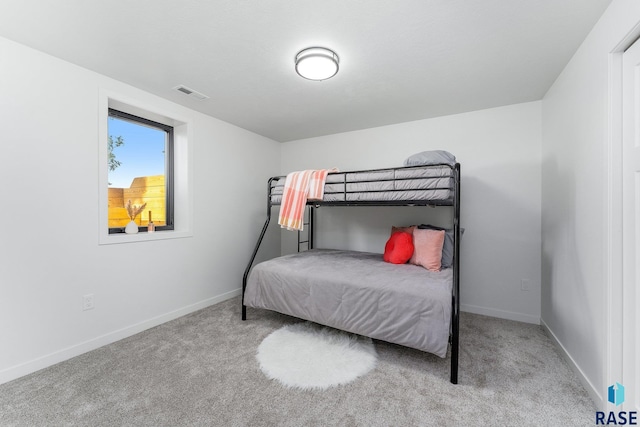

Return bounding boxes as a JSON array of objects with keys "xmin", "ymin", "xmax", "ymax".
[{"xmin": 295, "ymin": 47, "xmax": 339, "ymax": 81}]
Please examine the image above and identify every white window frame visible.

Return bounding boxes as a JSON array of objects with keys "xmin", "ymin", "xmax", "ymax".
[{"xmin": 98, "ymin": 89, "xmax": 193, "ymax": 245}]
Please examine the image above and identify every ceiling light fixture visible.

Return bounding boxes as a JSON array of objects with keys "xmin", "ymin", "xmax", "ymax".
[{"xmin": 295, "ymin": 47, "xmax": 339, "ymax": 81}]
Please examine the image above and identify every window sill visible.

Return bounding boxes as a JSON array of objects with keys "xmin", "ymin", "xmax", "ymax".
[{"xmin": 99, "ymin": 229, "xmax": 192, "ymax": 245}]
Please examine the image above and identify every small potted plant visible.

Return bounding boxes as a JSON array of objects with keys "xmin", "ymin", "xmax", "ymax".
[{"xmin": 124, "ymin": 200, "xmax": 147, "ymax": 234}]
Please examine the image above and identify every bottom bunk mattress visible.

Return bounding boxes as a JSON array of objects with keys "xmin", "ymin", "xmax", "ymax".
[{"xmin": 243, "ymin": 249, "xmax": 453, "ymax": 358}]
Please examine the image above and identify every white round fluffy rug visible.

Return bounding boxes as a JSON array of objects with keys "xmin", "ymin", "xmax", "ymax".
[{"xmin": 256, "ymin": 322, "xmax": 377, "ymax": 390}]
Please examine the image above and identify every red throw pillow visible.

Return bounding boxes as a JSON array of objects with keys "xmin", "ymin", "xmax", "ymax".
[{"xmin": 383, "ymin": 231, "xmax": 415, "ymax": 264}]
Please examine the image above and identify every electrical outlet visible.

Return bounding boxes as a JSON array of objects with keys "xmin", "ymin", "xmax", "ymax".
[
  {"xmin": 82, "ymin": 294, "xmax": 95, "ymax": 311},
  {"xmin": 520, "ymin": 279, "xmax": 531, "ymax": 292}
]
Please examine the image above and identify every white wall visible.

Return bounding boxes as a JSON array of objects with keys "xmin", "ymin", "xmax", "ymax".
[
  {"xmin": 541, "ymin": 0, "xmax": 640, "ymax": 408},
  {"xmin": 0, "ymin": 37, "xmax": 281, "ymax": 384},
  {"xmin": 281, "ymin": 102, "xmax": 542, "ymax": 324}
]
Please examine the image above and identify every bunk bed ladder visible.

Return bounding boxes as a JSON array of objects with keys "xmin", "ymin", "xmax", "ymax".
[{"xmin": 297, "ymin": 206, "xmax": 314, "ymax": 252}]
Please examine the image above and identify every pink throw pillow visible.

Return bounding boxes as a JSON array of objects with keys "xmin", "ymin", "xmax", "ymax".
[
  {"xmin": 391, "ymin": 225, "xmax": 416, "ymax": 235},
  {"xmin": 411, "ymin": 228, "xmax": 446, "ymax": 271}
]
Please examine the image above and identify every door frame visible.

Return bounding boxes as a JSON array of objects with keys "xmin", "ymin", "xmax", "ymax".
[{"xmin": 606, "ymin": 22, "xmax": 640, "ymax": 411}]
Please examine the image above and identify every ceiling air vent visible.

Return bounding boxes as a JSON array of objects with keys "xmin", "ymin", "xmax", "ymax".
[{"xmin": 173, "ymin": 85, "xmax": 209, "ymax": 100}]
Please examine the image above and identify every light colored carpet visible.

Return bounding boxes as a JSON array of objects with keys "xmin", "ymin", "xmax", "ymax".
[
  {"xmin": 0, "ymin": 296, "xmax": 595, "ymax": 426},
  {"xmin": 257, "ymin": 322, "xmax": 377, "ymax": 390}
]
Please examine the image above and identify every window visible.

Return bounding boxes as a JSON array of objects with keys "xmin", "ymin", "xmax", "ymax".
[
  {"xmin": 98, "ymin": 90, "xmax": 193, "ymax": 245},
  {"xmin": 107, "ymin": 108, "xmax": 174, "ymax": 233}
]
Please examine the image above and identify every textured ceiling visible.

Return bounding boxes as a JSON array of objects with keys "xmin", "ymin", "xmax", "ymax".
[{"xmin": 0, "ymin": 0, "xmax": 612, "ymax": 142}]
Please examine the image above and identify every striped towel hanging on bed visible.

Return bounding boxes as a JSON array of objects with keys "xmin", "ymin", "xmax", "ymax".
[{"xmin": 278, "ymin": 168, "xmax": 338, "ymax": 231}]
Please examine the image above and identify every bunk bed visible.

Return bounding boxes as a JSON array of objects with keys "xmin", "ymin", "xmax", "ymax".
[{"xmin": 242, "ymin": 161, "xmax": 461, "ymax": 384}]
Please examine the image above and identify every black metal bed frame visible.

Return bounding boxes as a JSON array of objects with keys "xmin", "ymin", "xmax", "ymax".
[{"xmin": 241, "ymin": 163, "xmax": 461, "ymax": 384}]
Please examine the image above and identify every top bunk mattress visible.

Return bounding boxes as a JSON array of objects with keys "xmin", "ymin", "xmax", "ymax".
[
  {"xmin": 244, "ymin": 249, "xmax": 453, "ymax": 357},
  {"xmin": 270, "ymin": 164, "xmax": 456, "ymax": 205}
]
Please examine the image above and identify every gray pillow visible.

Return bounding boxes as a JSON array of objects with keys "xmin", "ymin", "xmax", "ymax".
[
  {"xmin": 417, "ymin": 224, "xmax": 464, "ymax": 268},
  {"xmin": 403, "ymin": 150, "xmax": 456, "ymax": 167}
]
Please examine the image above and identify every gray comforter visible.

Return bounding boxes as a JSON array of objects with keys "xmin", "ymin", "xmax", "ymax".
[{"xmin": 244, "ymin": 249, "xmax": 453, "ymax": 357}]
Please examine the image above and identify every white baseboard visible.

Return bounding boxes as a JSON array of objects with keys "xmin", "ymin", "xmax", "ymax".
[
  {"xmin": 461, "ymin": 303, "xmax": 540, "ymax": 325},
  {"xmin": 0, "ymin": 289, "xmax": 241, "ymax": 386},
  {"xmin": 540, "ymin": 318, "xmax": 601, "ymax": 407}
]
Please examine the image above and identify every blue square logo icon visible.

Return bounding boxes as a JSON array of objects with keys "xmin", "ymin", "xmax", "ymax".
[{"xmin": 608, "ymin": 382, "xmax": 625, "ymax": 406}]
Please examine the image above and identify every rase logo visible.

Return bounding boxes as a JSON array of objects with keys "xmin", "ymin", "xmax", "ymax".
[
  {"xmin": 596, "ymin": 383, "xmax": 637, "ymax": 425},
  {"xmin": 610, "ymin": 383, "xmax": 626, "ymax": 407}
]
